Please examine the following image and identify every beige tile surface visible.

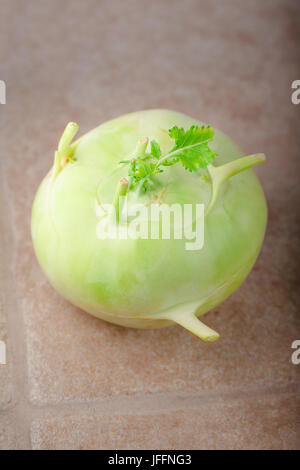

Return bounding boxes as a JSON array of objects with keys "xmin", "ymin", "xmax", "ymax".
[
  {"xmin": 0, "ymin": 413, "xmax": 17, "ymax": 450},
  {"xmin": 22, "ymin": 275, "xmax": 297, "ymax": 405},
  {"xmin": 0, "ymin": 321, "xmax": 12, "ymax": 409},
  {"xmin": 0, "ymin": 0, "xmax": 299, "ymax": 449},
  {"xmin": 31, "ymin": 392, "xmax": 297, "ymax": 450},
  {"xmin": 0, "ymin": 199, "xmax": 13, "ymax": 409}
]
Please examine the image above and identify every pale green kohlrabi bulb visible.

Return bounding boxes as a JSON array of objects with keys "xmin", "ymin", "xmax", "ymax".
[{"xmin": 31, "ymin": 110, "xmax": 267, "ymax": 341}]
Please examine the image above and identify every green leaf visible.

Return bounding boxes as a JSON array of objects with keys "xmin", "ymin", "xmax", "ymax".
[
  {"xmin": 121, "ymin": 124, "xmax": 216, "ymax": 193},
  {"xmin": 168, "ymin": 125, "xmax": 216, "ymax": 172},
  {"xmin": 179, "ymin": 147, "xmax": 216, "ymax": 172},
  {"xmin": 168, "ymin": 125, "xmax": 214, "ymax": 148},
  {"xmin": 150, "ymin": 140, "xmax": 162, "ymax": 159}
]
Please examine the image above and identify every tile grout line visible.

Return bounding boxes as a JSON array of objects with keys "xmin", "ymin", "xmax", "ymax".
[
  {"xmin": 26, "ymin": 383, "xmax": 296, "ymax": 421},
  {"xmin": 0, "ymin": 151, "xmax": 32, "ymax": 449}
]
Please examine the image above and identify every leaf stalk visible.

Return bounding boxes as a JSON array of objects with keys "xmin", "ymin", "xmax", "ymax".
[{"xmin": 113, "ymin": 177, "xmax": 129, "ymax": 223}]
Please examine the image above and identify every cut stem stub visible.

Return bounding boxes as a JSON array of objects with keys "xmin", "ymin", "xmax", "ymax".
[
  {"xmin": 52, "ymin": 122, "xmax": 79, "ymax": 181},
  {"xmin": 142, "ymin": 301, "xmax": 220, "ymax": 342},
  {"xmin": 113, "ymin": 177, "xmax": 129, "ymax": 223},
  {"xmin": 133, "ymin": 137, "xmax": 149, "ymax": 158},
  {"xmin": 205, "ymin": 153, "xmax": 266, "ymax": 215}
]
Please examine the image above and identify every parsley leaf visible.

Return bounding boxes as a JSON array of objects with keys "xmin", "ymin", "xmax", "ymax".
[
  {"xmin": 167, "ymin": 125, "xmax": 216, "ymax": 171},
  {"xmin": 150, "ymin": 140, "xmax": 162, "ymax": 159},
  {"xmin": 120, "ymin": 124, "xmax": 216, "ymax": 192}
]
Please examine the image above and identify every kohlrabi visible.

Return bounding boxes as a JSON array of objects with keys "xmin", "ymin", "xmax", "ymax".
[{"xmin": 31, "ymin": 109, "xmax": 267, "ymax": 341}]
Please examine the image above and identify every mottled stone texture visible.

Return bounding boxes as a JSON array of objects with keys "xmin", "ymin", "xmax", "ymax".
[
  {"xmin": 0, "ymin": 414, "xmax": 17, "ymax": 450},
  {"xmin": 30, "ymin": 393, "xmax": 297, "ymax": 450},
  {"xmin": 0, "ymin": 0, "xmax": 299, "ymax": 450}
]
